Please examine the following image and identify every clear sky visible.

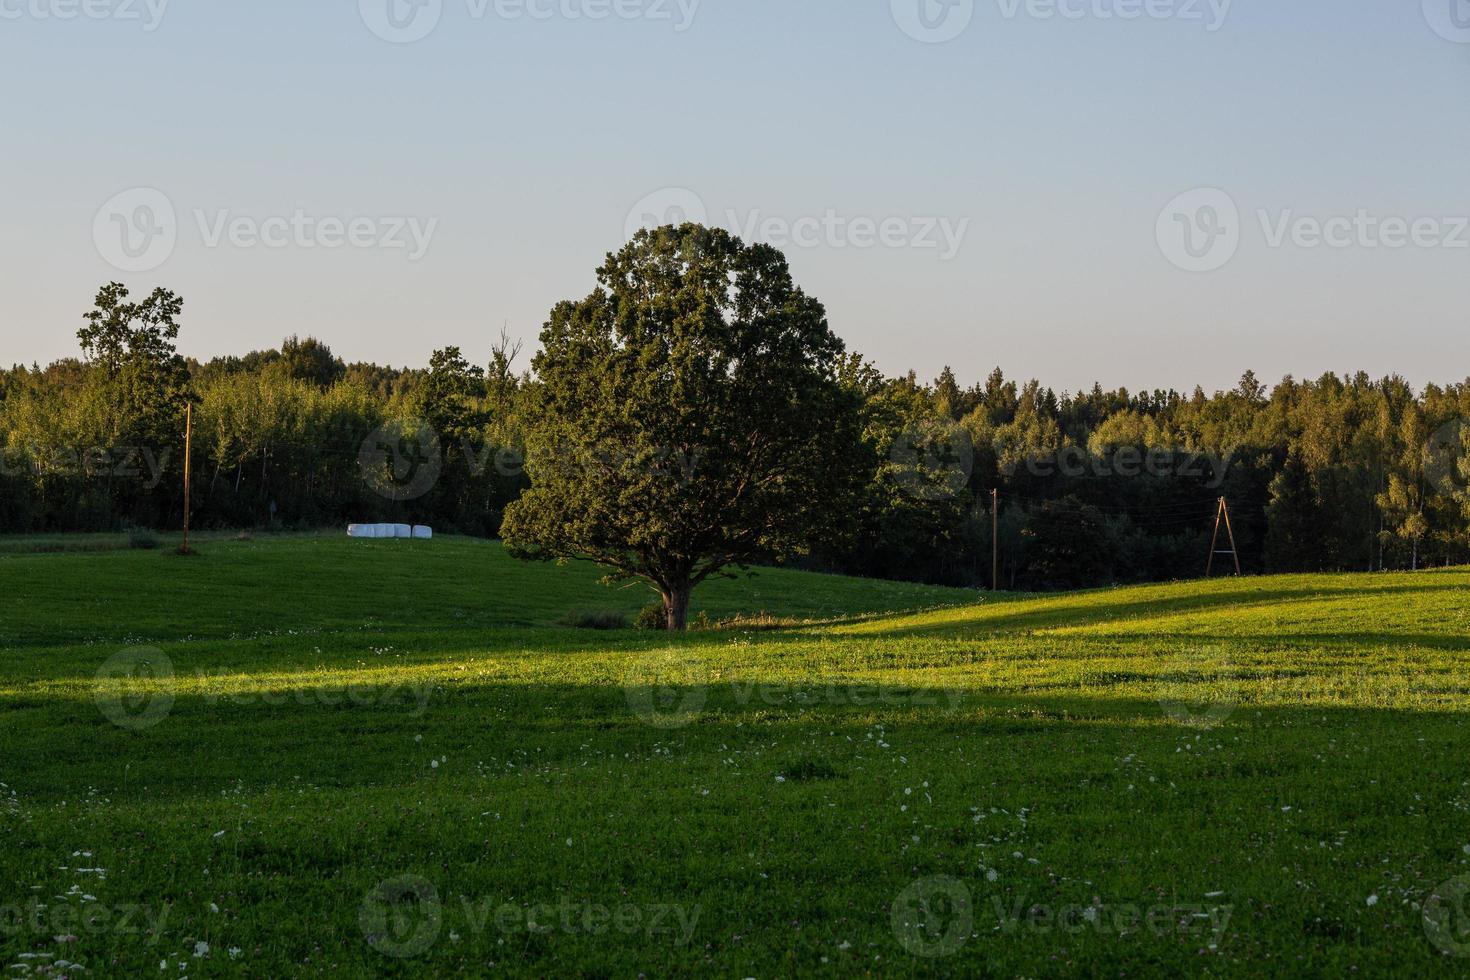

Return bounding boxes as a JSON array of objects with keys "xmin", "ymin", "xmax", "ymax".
[{"xmin": 3, "ymin": 1, "xmax": 1467, "ymax": 395}]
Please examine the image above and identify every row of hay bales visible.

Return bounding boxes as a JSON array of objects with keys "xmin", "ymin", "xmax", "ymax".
[{"xmin": 347, "ymin": 524, "xmax": 433, "ymax": 539}]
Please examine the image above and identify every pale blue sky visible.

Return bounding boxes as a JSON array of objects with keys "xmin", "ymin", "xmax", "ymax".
[{"xmin": 2, "ymin": 1, "xmax": 1467, "ymax": 394}]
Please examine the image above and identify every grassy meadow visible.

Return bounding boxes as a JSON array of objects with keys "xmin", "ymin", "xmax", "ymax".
[{"xmin": 3, "ymin": 533, "xmax": 1470, "ymax": 976}]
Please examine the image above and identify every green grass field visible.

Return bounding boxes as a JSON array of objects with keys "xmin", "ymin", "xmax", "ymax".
[{"xmin": 3, "ymin": 534, "xmax": 1470, "ymax": 976}]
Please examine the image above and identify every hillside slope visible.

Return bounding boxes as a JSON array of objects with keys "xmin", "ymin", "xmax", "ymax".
[{"xmin": 3, "ymin": 537, "xmax": 1469, "ymax": 976}]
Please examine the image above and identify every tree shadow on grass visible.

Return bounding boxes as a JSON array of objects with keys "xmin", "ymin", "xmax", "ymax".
[
  {"xmin": 9, "ymin": 671, "xmax": 1470, "ymax": 803},
  {"xmin": 6, "ymin": 684, "xmax": 1465, "ymax": 979}
]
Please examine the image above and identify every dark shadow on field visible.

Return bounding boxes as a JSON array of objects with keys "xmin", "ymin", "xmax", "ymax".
[
  {"xmin": 0, "ymin": 533, "xmax": 983, "ymax": 650},
  {"xmin": 7, "ymin": 682, "xmax": 1465, "ymax": 980},
  {"xmin": 866, "ymin": 584, "xmax": 1470, "ymax": 640},
  {"xmin": 0, "ymin": 595, "xmax": 967, "ymax": 655},
  {"xmin": 8, "ymin": 670, "xmax": 1470, "ymax": 802}
]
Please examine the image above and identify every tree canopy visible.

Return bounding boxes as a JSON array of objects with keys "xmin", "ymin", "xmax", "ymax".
[{"xmin": 500, "ymin": 224, "xmax": 865, "ymax": 629}]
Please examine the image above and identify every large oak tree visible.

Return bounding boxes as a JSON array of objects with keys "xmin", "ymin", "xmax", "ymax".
[{"xmin": 500, "ymin": 224, "xmax": 865, "ymax": 629}]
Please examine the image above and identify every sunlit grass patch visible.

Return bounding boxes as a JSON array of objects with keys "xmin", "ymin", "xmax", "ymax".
[{"xmin": 2, "ymin": 538, "xmax": 1469, "ymax": 975}]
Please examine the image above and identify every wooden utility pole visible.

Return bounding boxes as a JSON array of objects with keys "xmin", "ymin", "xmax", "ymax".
[
  {"xmin": 1205, "ymin": 496, "xmax": 1241, "ymax": 577},
  {"xmin": 182, "ymin": 402, "xmax": 193, "ymax": 553},
  {"xmin": 1220, "ymin": 498, "xmax": 1241, "ymax": 576},
  {"xmin": 991, "ymin": 488, "xmax": 999, "ymax": 592}
]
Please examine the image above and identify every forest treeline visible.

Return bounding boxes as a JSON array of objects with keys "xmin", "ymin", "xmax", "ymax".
[{"xmin": 2, "ymin": 282, "xmax": 1468, "ymax": 590}]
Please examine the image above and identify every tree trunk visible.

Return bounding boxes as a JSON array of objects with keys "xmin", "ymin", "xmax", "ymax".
[{"xmin": 663, "ymin": 583, "xmax": 692, "ymax": 632}]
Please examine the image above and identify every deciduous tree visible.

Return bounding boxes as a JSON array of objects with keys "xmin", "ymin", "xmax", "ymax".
[{"xmin": 501, "ymin": 224, "xmax": 865, "ymax": 629}]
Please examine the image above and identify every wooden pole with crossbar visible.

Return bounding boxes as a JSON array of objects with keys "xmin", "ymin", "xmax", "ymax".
[
  {"xmin": 1206, "ymin": 496, "xmax": 1241, "ymax": 577},
  {"xmin": 1221, "ymin": 497, "xmax": 1242, "ymax": 575}
]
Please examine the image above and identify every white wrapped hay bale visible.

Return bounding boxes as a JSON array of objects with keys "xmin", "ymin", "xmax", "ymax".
[{"xmin": 347, "ymin": 523, "xmax": 424, "ymax": 540}]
